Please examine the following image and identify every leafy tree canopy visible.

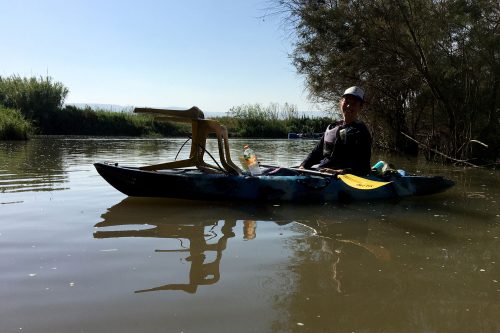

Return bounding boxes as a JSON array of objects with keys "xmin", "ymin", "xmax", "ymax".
[{"xmin": 276, "ymin": 0, "xmax": 499, "ymax": 162}]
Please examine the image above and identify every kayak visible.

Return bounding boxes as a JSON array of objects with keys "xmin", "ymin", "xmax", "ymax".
[
  {"xmin": 94, "ymin": 107, "xmax": 454, "ymax": 202},
  {"xmin": 94, "ymin": 162, "xmax": 454, "ymax": 202}
]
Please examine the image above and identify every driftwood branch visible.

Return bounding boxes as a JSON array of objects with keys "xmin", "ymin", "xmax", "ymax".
[
  {"xmin": 400, "ymin": 132, "xmax": 480, "ymax": 167},
  {"xmin": 469, "ymin": 140, "xmax": 488, "ymax": 148}
]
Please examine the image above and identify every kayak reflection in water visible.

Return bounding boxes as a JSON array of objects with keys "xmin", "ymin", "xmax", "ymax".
[
  {"xmin": 136, "ymin": 221, "xmax": 236, "ymax": 294},
  {"xmin": 94, "ymin": 198, "xmax": 393, "ymax": 295},
  {"xmin": 94, "ymin": 217, "xmax": 236, "ymax": 294}
]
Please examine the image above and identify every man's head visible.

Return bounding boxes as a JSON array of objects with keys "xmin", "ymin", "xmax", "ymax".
[
  {"xmin": 340, "ymin": 86, "xmax": 364, "ymax": 123},
  {"xmin": 342, "ymin": 86, "xmax": 364, "ymax": 103}
]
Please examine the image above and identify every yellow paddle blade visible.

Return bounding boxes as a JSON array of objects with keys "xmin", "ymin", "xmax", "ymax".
[{"xmin": 338, "ymin": 174, "xmax": 391, "ymax": 190}]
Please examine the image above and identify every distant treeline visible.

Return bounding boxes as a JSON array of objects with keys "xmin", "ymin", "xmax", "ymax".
[{"xmin": 0, "ymin": 75, "xmax": 330, "ymax": 140}]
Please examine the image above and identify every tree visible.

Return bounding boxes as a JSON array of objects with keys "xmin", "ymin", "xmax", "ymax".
[{"xmin": 275, "ymin": 0, "xmax": 499, "ymax": 162}]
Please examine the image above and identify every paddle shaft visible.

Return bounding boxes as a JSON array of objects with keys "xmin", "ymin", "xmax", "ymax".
[
  {"xmin": 260, "ymin": 164, "xmax": 339, "ymax": 177},
  {"xmin": 260, "ymin": 164, "xmax": 392, "ymax": 190}
]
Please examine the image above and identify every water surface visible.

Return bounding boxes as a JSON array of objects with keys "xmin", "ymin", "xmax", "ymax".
[{"xmin": 1, "ymin": 137, "xmax": 498, "ymax": 333}]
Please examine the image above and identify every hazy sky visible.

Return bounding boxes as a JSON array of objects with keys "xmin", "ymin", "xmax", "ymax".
[{"xmin": 0, "ymin": 0, "xmax": 319, "ymax": 113}]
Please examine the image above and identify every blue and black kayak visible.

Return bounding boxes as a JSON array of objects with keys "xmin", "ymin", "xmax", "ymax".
[{"xmin": 94, "ymin": 162, "xmax": 454, "ymax": 202}]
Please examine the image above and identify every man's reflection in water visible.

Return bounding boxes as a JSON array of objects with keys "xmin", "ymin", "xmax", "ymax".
[
  {"xmin": 94, "ymin": 220, "xmax": 237, "ymax": 294},
  {"xmin": 291, "ymin": 219, "xmax": 392, "ymax": 294}
]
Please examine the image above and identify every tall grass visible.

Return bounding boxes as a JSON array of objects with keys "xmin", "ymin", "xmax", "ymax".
[
  {"xmin": 217, "ymin": 103, "xmax": 331, "ymax": 138},
  {"xmin": 0, "ymin": 106, "xmax": 33, "ymax": 140}
]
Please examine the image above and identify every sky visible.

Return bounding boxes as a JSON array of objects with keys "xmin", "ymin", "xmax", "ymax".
[{"xmin": 0, "ymin": 0, "xmax": 319, "ymax": 113}]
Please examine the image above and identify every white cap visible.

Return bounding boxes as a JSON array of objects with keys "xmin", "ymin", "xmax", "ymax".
[{"xmin": 342, "ymin": 86, "xmax": 364, "ymax": 102}]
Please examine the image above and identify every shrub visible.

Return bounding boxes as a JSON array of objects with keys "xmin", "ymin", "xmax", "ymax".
[
  {"xmin": 0, "ymin": 75, "xmax": 68, "ymax": 132},
  {"xmin": 0, "ymin": 106, "xmax": 33, "ymax": 140}
]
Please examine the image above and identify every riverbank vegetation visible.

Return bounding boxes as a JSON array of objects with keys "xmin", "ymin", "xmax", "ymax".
[
  {"xmin": 48, "ymin": 105, "xmax": 190, "ymax": 136},
  {"xmin": 0, "ymin": 75, "xmax": 68, "ymax": 134},
  {"xmin": 1, "ymin": 71, "xmax": 497, "ymax": 165},
  {"xmin": 0, "ymin": 75, "xmax": 190, "ymax": 137},
  {"xmin": 220, "ymin": 103, "xmax": 331, "ymax": 138},
  {"xmin": 275, "ymin": 0, "xmax": 499, "ymax": 165},
  {"xmin": 0, "ymin": 75, "xmax": 330, "ymax": 139}
]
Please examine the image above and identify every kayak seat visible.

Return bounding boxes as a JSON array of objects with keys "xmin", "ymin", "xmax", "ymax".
[{"xmin": 134, "ymin": 106, "xmax": 243, "ymax": 175}]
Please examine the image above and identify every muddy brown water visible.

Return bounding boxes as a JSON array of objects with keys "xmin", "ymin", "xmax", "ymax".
[{"xmin": 1, "ymin": 137, "xmax": 498, "ymax": 333}]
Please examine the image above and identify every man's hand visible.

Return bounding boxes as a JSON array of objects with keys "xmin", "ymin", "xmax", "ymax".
[{"xmin": 319, "ymin": 168, "xmax": 344, "ymax": 175}]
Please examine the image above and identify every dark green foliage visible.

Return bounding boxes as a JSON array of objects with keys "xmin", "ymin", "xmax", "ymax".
[
  {"xmin": 277, "ymin": 0, "xmax": 499, "ymax": 162},
  {"xmin": 286, "ymin": 115, "xmax": 331, "ymax": 136},
  {"xmin": 0, "ymin": 75, "xmax": 68, "ymax": 132},
  {"xmin": 0, "ymin": 106, "xmax": 33, "ymax": 140}
]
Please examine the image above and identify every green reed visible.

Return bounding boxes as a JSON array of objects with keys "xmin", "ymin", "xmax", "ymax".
[
  {"xmin": 51, "ymin": 105, "xmax": 191, "ymax": 136},
  {"xmin": 216, "ymin": 103, "xmax": 331, "ymax": 138}
]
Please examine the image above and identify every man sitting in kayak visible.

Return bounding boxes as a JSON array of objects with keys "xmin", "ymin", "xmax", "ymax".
[{"xmin": 299, "ymin": 86, "xmax": 372, "ymax": 176}]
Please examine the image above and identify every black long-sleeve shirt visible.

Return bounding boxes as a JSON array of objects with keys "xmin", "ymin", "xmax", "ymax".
[{"xmin": 300, "ymin": 120, "xmax": 372, "ymax": 176}]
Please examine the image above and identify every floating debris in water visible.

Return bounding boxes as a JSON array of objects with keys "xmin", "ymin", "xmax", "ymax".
[
  {"xmin": 466, "ymin": 192, "xmax": 487, "ymax": 199},
  {"xmin": 0, "ymin": 201, "xmax": 23, "ymax": 205}
]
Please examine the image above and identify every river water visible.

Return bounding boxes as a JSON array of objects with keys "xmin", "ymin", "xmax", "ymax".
[{"xmin": 0, "ymin": 137, "xmax": 499, "ymax": 333}]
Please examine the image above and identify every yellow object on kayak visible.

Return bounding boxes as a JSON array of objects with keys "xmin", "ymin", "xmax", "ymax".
[{"xmin": 338, "ymin": 174, "xmax": 392, "ymax": 190}]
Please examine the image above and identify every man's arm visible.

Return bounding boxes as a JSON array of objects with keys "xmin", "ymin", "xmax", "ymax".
[{"xmin": 300, "ymin": 136, "xmax": 325, "ymax": 169}]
